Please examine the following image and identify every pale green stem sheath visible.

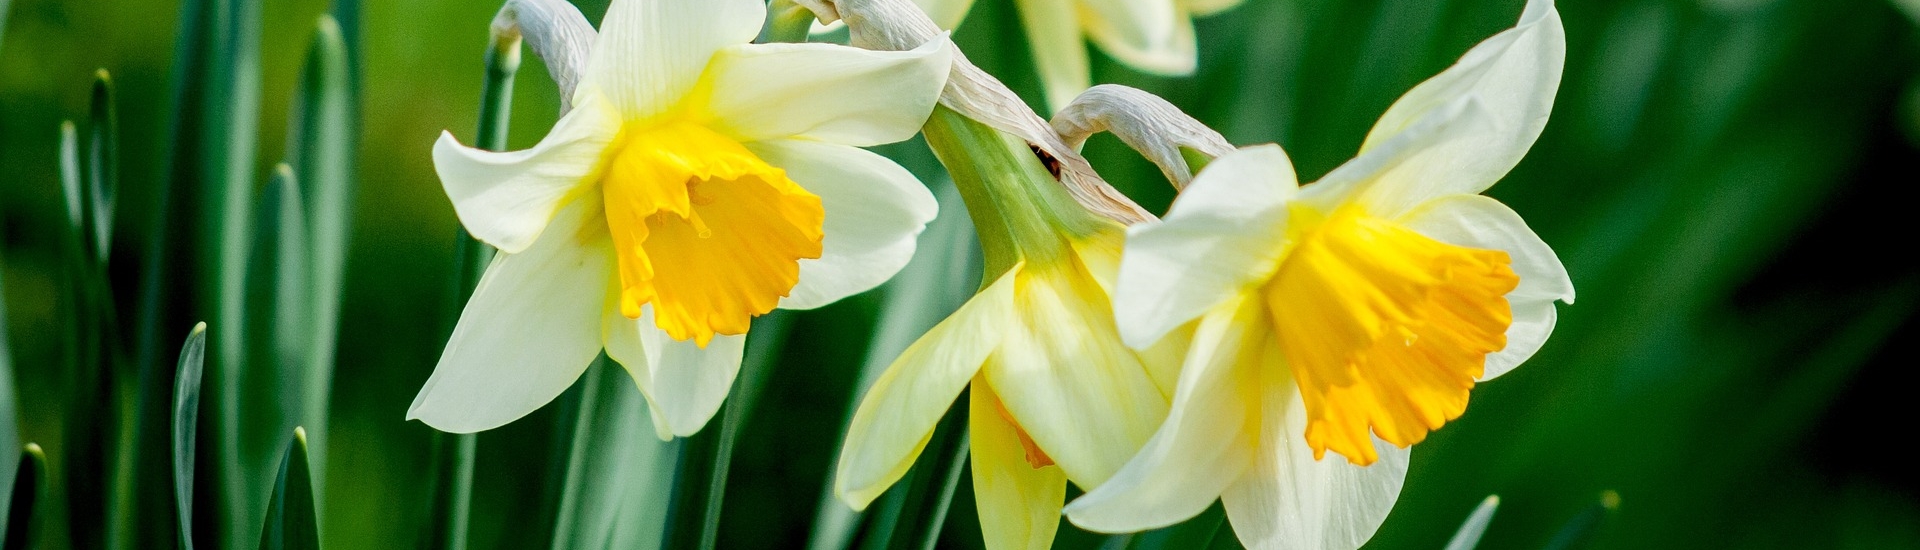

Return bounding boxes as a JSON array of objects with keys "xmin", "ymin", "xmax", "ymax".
[
  {"xmin": 764, "ymin": 0, "xmax": 817, "ymax": 43},
  {"xmin": 921, "ymin": 106, "xmax": 1106, "ymax": 276}
]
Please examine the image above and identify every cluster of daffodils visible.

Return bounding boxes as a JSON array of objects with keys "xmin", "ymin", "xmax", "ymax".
[{"xmin": 411, "ymin": 0, "xmax": 1570, "ymax": 549}]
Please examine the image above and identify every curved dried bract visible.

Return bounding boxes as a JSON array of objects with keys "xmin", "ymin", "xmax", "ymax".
[
  {"xmin": 797, "ymin": 0, "xmax": 1154, "ymax": 224},
  {"xmin": 492, "ymin": 0, "xmax": 598, "ymax": 113},
  {"xmin": 1052, "ymin": 84, "xmax": 1234, "ymax": 190}
]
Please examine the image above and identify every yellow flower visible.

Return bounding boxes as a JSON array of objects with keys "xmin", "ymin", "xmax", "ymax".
[
  {"xmin": 1065, "ymin": 1, "xmax": 1571, "ymax": 548},
  {"xmin": 833, "ymin": 110, "xmax": 1183, "ymax": 550},
  {"xmin": 909, "ymin": 0, "xmax": 1244, "ymax": 110},
  {"xmin": 407, "ymin": 0, "xmax": 952, "ymax": 439}
]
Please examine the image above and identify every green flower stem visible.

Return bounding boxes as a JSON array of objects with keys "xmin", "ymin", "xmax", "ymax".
[
  {"xmin": 920, "ymin": 107, "xmax": 1105, "ymax": 278},
  {"xmin": 763, "ymin": 0, "xmax": 816, "ymax": 44}
]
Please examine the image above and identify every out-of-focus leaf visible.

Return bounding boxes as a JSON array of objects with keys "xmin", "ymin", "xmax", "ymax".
[
  {"xmin": 173, "ymin": 324, "xmax": 208, "ymax": 550},
  {"xmin": 857, "ymin": 400, "xmax": 965, "ymax": 550},
  {"xmin": 238, "ymin": 165, "xmax": 313, "ymax": 550},
  {"xmin": 1118, "ymin": 501, "xmax": 1226, "ymax": 550},
  {"xmin": 258, "ymin": 428, "xmax": 318, "ymax": 550},
  {"xmin": 57, "ymin": 114, "xmax": 117, "ymax": 550},
  {"xmin": 808, "ymin": 180, "xmax": 980, "ymax": 550},
  {"xmin": 3, "ymin": 444, "xmax": 46, "ymax": 550},
  {"xmin": 150, "ymin": 0, "xmax": 264, "ymax": 545},
  {"xmin": 285, "ymin": 15, "xmax": 355, "ymax": 491},
  {"xmin": 549, "ymin": 357, "xmax": 678, "ymax": 550},
  {"xmin": 58, "ymin": 122, "xmax": 84, "ymax": 235},
  {"xmin": 1542, "ymin": 491, "xmax": 1620, "ymax": 550},
  {"xmin": 86, "ymin": 70, "xmax": 118, "ymax": 264},
  {"xmin": 1442, "ymin": 496, "xmax": 1500, "ymax": 550},
  {"xmin": 663, "ymin": 312, "xmax": 795, "ymax": 550},
  {"xmin": 0, "ymin": 251, "xmax": 15, "ymax": 528}
]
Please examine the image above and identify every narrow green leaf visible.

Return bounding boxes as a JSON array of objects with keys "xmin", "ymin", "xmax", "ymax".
[
  {"xmin": 173, "ymin": 324, "xmax": 208, "ymax": 550},
  {"xmin": 87, "ymin": 70, "xmax": 119, "ymax": 264},
  {"xmin": 852, "ymin": 396, "xmax": 966, "ymax": 550},
  {"xmin": 238, "ymin": 166, "xmax": 313, "ymax": 550},
  {"xmin": 807, "ymin": 181, "xmax": 979, "ymax": 550},
  {"xmin": 58, "ymin": 120, "xmax": 85, "ymax": 234},
  {"xmin": 57, "ymin": 117, "xmax": 115, "ymax": 550},
  {"xmin": 1122, "ymin": 501, "xmax": 1226, "ymax": 550},
  {"xmin": 286, "ymin": 16, "xmax": 355, "ymax": 489},
  {"xmin": 548, "ymin": 358, "xmax": 678, "ymax": 550},
  {"xmin": 661, "ymin": 313, "xmax": 795, "ymax": 550},
  {"xmin": 1442, "ymin": 496, "xmax": 1500, "ymax": 550},
  {"xmin": 199, "ymin": 1, "xmax": 264, "ymax": 547},
  {"xmin": 1542, "ymin": 491, "xmax": 1620, "ymax": 550},
  {"xmin": 257, "ymin": 428, "xmax": 318, "ymax": 550},
  {"xmin": 3, "ymin": 444, "xmax": 46, "ymax": 550},
  {"xmin": 0, "ymin": 254, "xmax": 17, "ymax": 527}
]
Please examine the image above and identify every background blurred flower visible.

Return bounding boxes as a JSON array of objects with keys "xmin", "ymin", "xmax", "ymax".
[{"xmin": 908, "ymin": 0, "xmax": 1243, "ymax": 111}]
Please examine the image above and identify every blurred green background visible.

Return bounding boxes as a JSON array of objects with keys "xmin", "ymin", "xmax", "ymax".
[{"xmin": 4, "ymin": 0, "xmax": 1919, "ymax": 548}]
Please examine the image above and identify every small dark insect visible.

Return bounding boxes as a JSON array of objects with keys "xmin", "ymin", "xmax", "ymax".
[{"xmin": 1029, "ymin": 143, "xmax": 1063, "ymax": 180}]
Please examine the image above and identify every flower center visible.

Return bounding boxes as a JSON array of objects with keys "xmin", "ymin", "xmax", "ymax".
[
  {"xmin": 1265, "ymin": 207, "xmax": 1517, "ymax": 465},
  {"xmin": 601, "ymin": 121, "xmax": 825, "ymax": 347}
]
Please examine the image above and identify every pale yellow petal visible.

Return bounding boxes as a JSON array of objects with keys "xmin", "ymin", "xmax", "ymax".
[
  {"xmin": 835, "ymin": 268, "xmax": 1022, "ymax": 509},
  {"xmin": 970, "ymin": 380, "xmax": 1068, "ymax": 550}
]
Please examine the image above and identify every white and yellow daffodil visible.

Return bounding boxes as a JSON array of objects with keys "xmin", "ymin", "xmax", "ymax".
[
  {"xmin": 908, "ymin": 0, "xmax": 1242, "ymax": 111},
  {"xmin": 834, "ymin": 110, "xmax": 1183, "ymax": 550},
  {"xmin": 407, "ymin": 0, "xmax": 953, "ymax": 439},
  {"xmin": 1065, "ymin": 1, "xmax": 1569, "ymax": 547}
]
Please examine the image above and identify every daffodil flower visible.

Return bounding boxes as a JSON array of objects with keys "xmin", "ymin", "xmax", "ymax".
[
  {"xmin": 908, "ymin": 0, "xmax": 1243, "ymax": 111},
  {"xmin": 1065, "ymin": 1, "xmax": 1570, "ymax": 547},
  {"xmin": 407, "ymin": 0, "xmax": 953, "ymax": 439},
  {"xmin": 834, "ymin": 109, "xmax": 1182, "ymax": 550}
]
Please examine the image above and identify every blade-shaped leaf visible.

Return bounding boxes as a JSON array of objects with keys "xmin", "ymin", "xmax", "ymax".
[
  {"xmin": 807, "ymin": 180, "xmax": 980, "ymax": 550},
  {"xmin": 661, "ymin": 312, "xmax": 795, "ymax": 550},
  {"xmin": 548, "ymin": 358, "xmax": 678, "ymax": 550},
  {"xmin": 286, "ymin": 16, "xmax": 355, "ymax": 487},
  {"xmin": 0, "ymin": 262, "xmax": 16, "ymax": 527},
  {"xmin": 238, "ymin": 165, "xmax": 312, "ymax": 550},
  {"xmin": 173, "ymin": 324, "xmax": 209, "ymax": 550},
  {"xmin": 1443, "ymin": 496, "xmax": 1500, "ymax": 550},
  {"xmin": 258, "ymin": 428, "xmax": 318, "ymax": 550},
  {"xmin": 3, "ymin": 444, "xmax": 46, "ymax": 550},
  {"xmin": 1542, "ymin": 491, "xmax": 1620, "ymax": 550},
  {"xmin": 87, "ymin": 70, "xmax": 119, "ymax": 264}
]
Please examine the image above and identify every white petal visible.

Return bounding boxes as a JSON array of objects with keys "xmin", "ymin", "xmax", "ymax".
[
  {"xmin": 1298, "ymin": 98, "xmax": 1489, "ymax": 214},
  {"xmin": 702, "ymin": 39, "xmax": 952, "ymax": 147},
  {"xmin": 408, "ymin": 199, "xmax": 613, "ymax": 432},
  {"xmin": 432, "ymin": 96, "xmax": 619, "ymax": 253},
  {"xmin": 910, "ymin": 0, "xmax": 978, "ymax": 29},
  {"xmin": 1222, "ymin": 376, "xmax": 1408, "ymax": 550},
  {"xmin": 970, "ymin": 381, "xmax": 1067, "ymax": 550},
  {"xmin": 602, "ymin": 307, "xmax": 676, "ymax": 440},
  {"xmin": 1079, "ymin": 0, "xmax": 1197, "ymax": 76},
  {"xmin": 743, "ymin": 140, "xmax": 939, "ymax": 310},
  {"xmin": 1014, "ymin": 0, "xmax": 1091, "ymax": 112},
  {"xmin": 1065, "ymin": 297, "xmax": 1262, "ymax": 533},
  {"xmin": 1352, "ymin": 0, "xmax": 1564, "ymax": 213},
  {"xmin": 1114, "ymin": 144, "xmax": 1295, "ymax": 349},
  {"xmin": 583, "ymin": 0, "xmax": 764, "ymax": 119},
  {"xmin": 1397, "ymin": 194, "xmax": 1572, "ymax": 379},
  {"xmin": 634, "ymin": 309, "xmax": 747, "ymax": 438},
  {"xmin": 836, "ymin": 269, "xmax": 1021, "ymax": 509},
  {"xmin": 984, "ymin": 266, "xmax": 1167, "ymax": 487}
]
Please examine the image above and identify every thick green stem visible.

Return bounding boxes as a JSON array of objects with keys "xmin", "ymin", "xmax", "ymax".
[{"xmin": 920, "ymin": 107, "xmax": 1105, "ymax": 277}]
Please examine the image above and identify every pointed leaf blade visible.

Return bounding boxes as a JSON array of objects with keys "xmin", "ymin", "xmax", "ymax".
[{"xmin": 258, "ymin": 428, "xmax": 318, "ymax": 550}]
